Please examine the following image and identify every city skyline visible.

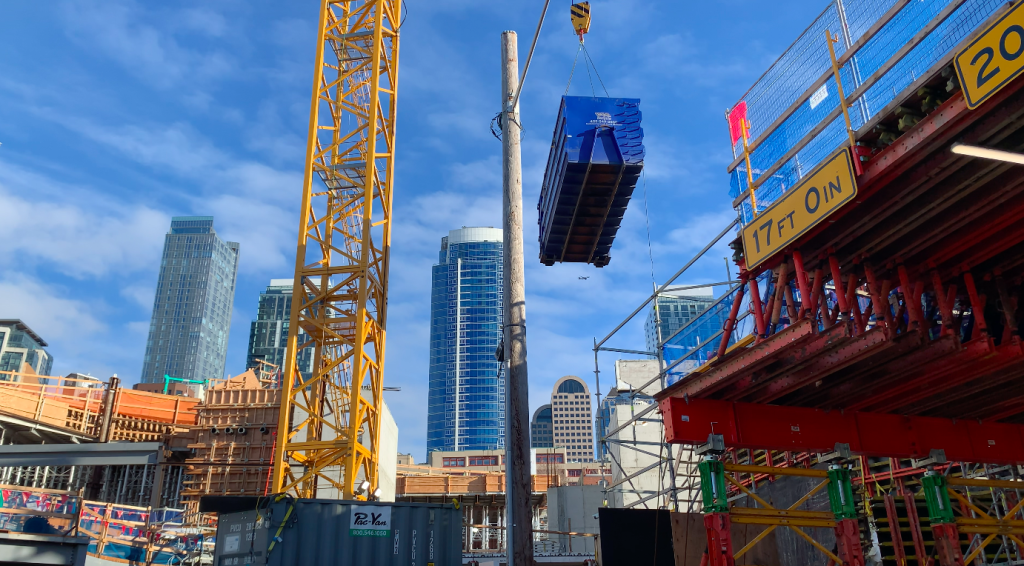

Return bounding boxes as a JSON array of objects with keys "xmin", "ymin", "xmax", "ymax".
[
  {"xmin": 0, "ymin": 0, "xmax": 782, "ymax": 460},
  {"xmin": 426, "ymin": 227, "xmax": 506, "ymax": 457},
  {"xmin": 140, "ymin": 217, "xmax": 239, "ymax": 385}
]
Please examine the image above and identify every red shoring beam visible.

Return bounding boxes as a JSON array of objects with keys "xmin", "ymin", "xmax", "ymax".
[
  {"xmin": 717, "ymin": 272, "xmax": 748, "ymax": 359},
  {"xmin": 659, "ymin": 396, "xmax": 1024, "ymax": 465},
  {"xmin": 793, "ymin": 250, "xmax": 812, "ymax": 318},
  {"xmin": 749, "ymin": 273, "xmax": 768, "ymax": 340},
  {"xmin": 829, "ymin": 254, "xmax": 851, "ymax": 316}
]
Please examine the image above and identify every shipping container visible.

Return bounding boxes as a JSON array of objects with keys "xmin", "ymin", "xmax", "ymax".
[
  {"xmin": 538, "ymin": 96, "xmax": 645, "ymax": 267},
  {"xmin": 213, "ymin": 499, "xmax": 461, "ymax": 566}
]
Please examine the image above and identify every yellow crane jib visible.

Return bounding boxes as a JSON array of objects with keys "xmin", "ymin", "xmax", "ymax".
[{"xmin": 571, "ymin": 2, "xmax": 591, "ymax": 42}]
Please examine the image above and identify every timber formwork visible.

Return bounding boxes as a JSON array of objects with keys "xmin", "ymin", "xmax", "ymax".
[
  {"xmin": 0, "ymin": 372, "xmax": 198, "ymax": 443},
  {"xmin": 179, "ymin": 378, "xmax": 279, "ymax": 514}
]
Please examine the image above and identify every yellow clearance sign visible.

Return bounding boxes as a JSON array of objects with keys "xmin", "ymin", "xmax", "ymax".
[
  {"xmin": 955, "ymin": 1, "xmax": 1024, "ymax": 109},
  {"xmin": 741, "ymin": 148, "xmax": 857, "ymax": 269}
]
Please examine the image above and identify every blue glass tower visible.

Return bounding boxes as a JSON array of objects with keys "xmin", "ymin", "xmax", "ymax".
[{"xmin": 427, "ymin": 227, "xmax": 505, "ymax": 455}]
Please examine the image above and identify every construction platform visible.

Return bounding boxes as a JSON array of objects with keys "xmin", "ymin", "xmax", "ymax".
[{"xmin": 659, "ymin": 0, "xmax": 1024, "ymax": 424}]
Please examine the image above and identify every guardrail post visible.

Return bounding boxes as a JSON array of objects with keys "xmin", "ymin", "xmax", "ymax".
[
  {"xmin": 699, "ymin": 459, "xmax": 735, "ymax": 566},
  {"xmin": 922, "ymin": 472, "xmax": 964, "ymax": 566},
  {"xmin": 827, "ymin": 466, "xmax": 865, "ymax": 566},
  {"xmin": 98, "ymin": 376, "xmax": 120, "ymax": 442}
]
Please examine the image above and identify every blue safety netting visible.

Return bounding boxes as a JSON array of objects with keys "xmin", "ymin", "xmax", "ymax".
[{"xmin": 729, "ymin": 0, "xmax": 1007, "ymax": 223}]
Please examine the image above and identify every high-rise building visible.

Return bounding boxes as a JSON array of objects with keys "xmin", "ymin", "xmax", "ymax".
[
  {"xmin": 0, "ymin": 320, "xmax": 53, "ymax": 376},
  {"xmin": 426, "ymin": 227, "xmax": 505, "ymax": 455},
  {"xmin": 140, "ymin": 217, "xmax": 239, "ymax": 384},
  {"xmin": 245, "ymin": 279, "xmax": 313, "ymax": 377},
  {"xmin": 531, "ymin": 404, "xmax": 553, "ymax": 448},
  {"xmin": 644, "ymin": 287, "xmax": 717, "ymax": 356},
  {"xmin": 550, "ymin": 376, "xmax": 595, "ymax": 463},
  {"xmin": 596, "ymin": 360, "xmax": 660, "ymax": 459}
]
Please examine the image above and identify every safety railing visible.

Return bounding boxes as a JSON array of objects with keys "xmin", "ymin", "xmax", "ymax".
[
  {"xmin": 727, "ymin": 0, "xmax": 1008, "ymax": 224},
  {"xmin": 0, "ymin": 371, "xmax": 198, "ymax": 440},
  {"xmin": 0, "ymin": 484, "xmax": 82, "ymax": 535},
  {"xmin": 0, "ymin": 373, "xmax": 107, "ymax": 436}
]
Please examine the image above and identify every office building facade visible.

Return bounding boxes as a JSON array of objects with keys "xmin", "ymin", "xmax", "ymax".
[
  {"xmin": 141, "ymin": 217, "xmax": 239, "ymax": 384},
  {"xmin": 531, "ymin": 404, "xmax": 553, "ymax": 448},
  {"xmin": 597, "ymin": 360, "xmax": 660, "ymax": 459},
  {"xmin": 245, "ymin": 279, "xmax": 313, "ymax": 377},
  {"xmin": 0, "ymin": 320, "xmax": 53, "ymax": 376},
  {"xmin": 550, "ymin": 376, "xmax": 595, "ymax": 463},
  {"xmin": 644, "ymin": 287, "xmax": 717, "ymax": 356},
  {"xmin": 426, "ymin": 227, "xmax": 505, "ymax": 455}
]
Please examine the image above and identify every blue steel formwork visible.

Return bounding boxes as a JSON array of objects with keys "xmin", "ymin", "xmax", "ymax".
[
  {"xmin": 539, "ymin": 96, "xmax": 645, "ymax": 267},
  {"xmin": 728, "ymin": 0, "xmax": 1008, "ymax": 224}
]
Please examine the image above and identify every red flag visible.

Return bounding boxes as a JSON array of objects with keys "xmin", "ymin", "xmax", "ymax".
[{"xmin": 728, "ymin": 101, "xmax": 748, "ymax": 146}]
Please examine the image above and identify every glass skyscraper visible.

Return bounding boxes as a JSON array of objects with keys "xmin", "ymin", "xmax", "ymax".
[
  {"xmin": 644, "ymin": 288, "xmax": 717, "ymax": 356},
  {"xmin": 531, "ymin": 405, "xmax": 553, "ymax": 448},
  {"xmin": 141, "ymin": 217, "xmax": 239, "ymax": 384},
  {"xmin": 426, "ymin": 227, "xmax": 505, "ymax": 455},
  {"xmin": 0, "ymin": 320, "xmax": 53, "ymax": 376},
  {"xmin": 246, "ymin": 279, "xmax": 313, "ymax": 377}
]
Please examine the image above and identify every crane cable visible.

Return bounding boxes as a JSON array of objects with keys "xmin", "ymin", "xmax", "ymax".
[{"xmin": 508, "ymin": 0, "xmax": 553, "ymax": 114}]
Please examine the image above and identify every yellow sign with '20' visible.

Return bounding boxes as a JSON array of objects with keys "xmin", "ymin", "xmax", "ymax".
[
  {"xmin": 741, "ymin": 148, "xmax": 857, "ymax": 269},
  {"xmin": 955, "ymin": 1, "xmax": 1024, "ymax": 109}
]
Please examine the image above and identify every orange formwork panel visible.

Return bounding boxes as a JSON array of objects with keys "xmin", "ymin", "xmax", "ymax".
[{"xmin": 113, "ymin": 389, "xmax": 198, "ymax": 425}]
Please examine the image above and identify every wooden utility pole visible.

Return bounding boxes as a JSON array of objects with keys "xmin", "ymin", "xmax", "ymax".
[{"xmin": 500, "ymin": 30, "xmax": 533, "ymax": 566}]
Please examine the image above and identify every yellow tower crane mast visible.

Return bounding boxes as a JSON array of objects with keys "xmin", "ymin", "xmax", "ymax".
[{"xmin": 270, "ymin": 0, "xmax": 400, "ymax": 499}]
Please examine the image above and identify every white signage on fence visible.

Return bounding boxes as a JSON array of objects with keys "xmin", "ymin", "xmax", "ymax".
[{"xmin": 809, "ymin": 84, "xmax": 829, "ymax": 109}]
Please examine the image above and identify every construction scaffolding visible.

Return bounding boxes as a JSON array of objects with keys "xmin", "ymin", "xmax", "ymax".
[
  {"xmin": 593, "ymin": 220, "xmax": 754, "ymax": 513},
  {"xmin": 592, "ymin": 0, "xmax": 1024, "ymax": 563}
]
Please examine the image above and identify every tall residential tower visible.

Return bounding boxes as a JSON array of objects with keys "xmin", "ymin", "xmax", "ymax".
[
  {"xmin": 141, "ymin": 217, "xmax": 239, "ymax": 384},
  {"xmin": 426, "ymin": 227, "xmax": 505, "ymax": 455}
]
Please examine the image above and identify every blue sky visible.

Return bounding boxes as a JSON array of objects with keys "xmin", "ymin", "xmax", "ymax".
[{"xmin": 0, "ymin": 0, "xmax": 819, "ymax": 458}]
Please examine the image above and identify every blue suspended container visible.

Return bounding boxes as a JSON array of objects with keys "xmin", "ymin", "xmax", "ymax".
[{"xmin": 538, "ymin": 96, "xmax": 645, "ymax": 267}]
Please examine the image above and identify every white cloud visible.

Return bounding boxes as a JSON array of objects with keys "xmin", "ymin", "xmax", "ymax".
[
  {"xmin": 0, "ymin": 162, "xmax": 168, "ymax": 280},
  {"xmin": 0, "ymin": 274, "xmax": 105, "ymax": 342},
  {"xmin": 661, "ymin": 208, "xmax": 738, "ymax": 252},
  {"xmin": 178, "ymin": 8, "xmax": 229, "ymax": 38},
  {"xmin": 59, "ymin": 0, "xmax": 235, "ymax": 91},
  {"xmin": 52, "ymin": 118, "xmax": 303, "ymax": 275},
  {"xmin": 121, "ymin": 285, "xmax": 155, "ymax": 310}
]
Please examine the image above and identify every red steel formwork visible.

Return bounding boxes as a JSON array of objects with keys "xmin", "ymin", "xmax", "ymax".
[
  {"xmin": 660, "ymin": 72, "xmax": 1024, "ymax": 423},
  {"xmin": 653, "ymin": 38, "xmax": 1024, "ymax": 566}
]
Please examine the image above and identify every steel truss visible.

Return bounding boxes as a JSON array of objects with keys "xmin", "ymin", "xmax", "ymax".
[{"xmin": 271, "ymin": 0, "xmax": 401, "ymax": 498}]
